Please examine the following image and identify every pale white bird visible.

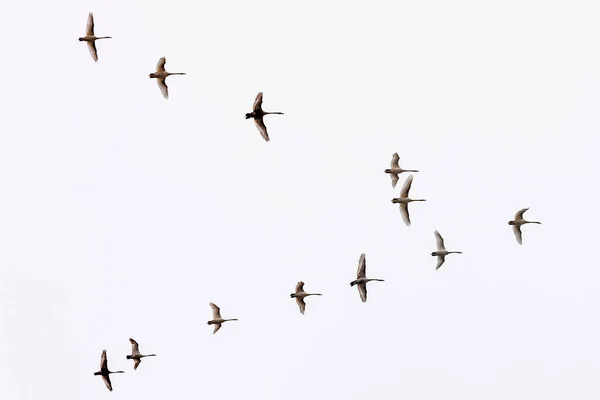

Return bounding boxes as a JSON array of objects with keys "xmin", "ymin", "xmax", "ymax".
[
  {"xmin": 207, "ymin": 302, "xmax": 238, "ymax": 334},
  {"xmin": 431, "ymin": 230, "xmax": 462, "ymax": 270},
  {"xmin": 149, "ymin": 57, "xmax": 186, "ymax": 99},
  {"xmin": 126, "ymin": 338, "xmax": 156, "ymax": 370},
  {"xmin": 391, "ymin": 174, "xmax": 426, "ymax": 226},
  {"xmin": 384, "ymin": 152, "xmax": 419, "ymax": 188},
  {"xmin": 350, "ymin": 253, "xmax": 384, "ymax": 302},
  {"xmin": 290, "ymin": 281, "xmax": 322, "ymax": 315},
  {"xmin": 508, "ymin": 207, "xmax": 541, "ymax": 245},
  {"xmin": 78, "ymin": 13, "xmax": 111, "ymax": 62}
]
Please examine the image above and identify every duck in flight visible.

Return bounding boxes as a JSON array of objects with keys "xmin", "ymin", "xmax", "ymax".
[
  {"xmin": 78, "ymin": 13, "xmax": 111, "ymax": 62},
  {"xmin": 509, "ymin": 207, "xmax": 541, "ymax": 245},
  {"xmin": 384, "ymin": 152, "xmax": 419, "ymax": 188},
  {"xmin": 207, "ymin": 302, "xmax": 238, "ymax": 334},
  {"xmin": 245, "ymin": 92, "xmax": 284, "ymax": 142},
  {"xmin": 93, "ymin": 350, "xmax": 124, "ymax": 391},
  {"xmin": 149, "ymin": 57, "xmax": 186, "ymax": 99},
  {"xmin": 290, "ymin": 281, "xmax": 322, "ymax": 315},
  {"xmin": 391, "ymin": 174, "xmax": 426, "ymax": 226},
  {"xmin": 350, "ymin": 253, "xmax": 384, "ymax": 302},
  {"xmin": 431, "ymin": 230, "xmax": 462, "ymax": 270},
  {"xmin": 126, "ymin": 338, "xmax": 156, "ymax": 370}
]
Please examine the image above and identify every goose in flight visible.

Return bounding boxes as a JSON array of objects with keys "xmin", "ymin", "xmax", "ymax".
[
  {"xmin": 149, "ymin": 57, "xmax": 186, "ymax": 99},
  {"xmin": 78, "ymin": 13, "xmax": 111, "ymax": 62},
  {"xmin": 207, "ymin": 302, "xmax": 238, "ymax": 334},
  {"xmin": 384, "ymin": 153, "xmax": 419, "ymax": 188},
  {"xmin": 431, "ymin": 230, "xmax": 462, "ymax": 270},
  {"xmin": 350, "ymin": 253, "xmax": 384, "ymax": 302},
  {"xmin": 290, "ymin": 281, "xmax": 322, "ymax": 315},
  {"xmin": 126, "ymin": 338, "xmax": 156, "ymax": 370},
  {"xmin": 93, "ymin": 350, "xmax": 124, "ymax": 391},
  {"xmin": 245, "ymin": 92, "xmax": 284, "ymax": 142},
  {"xmin": 509, "ymin": 208, "xmax": 541, "ymax": 245},
  {"xmin": 391, "ymin": 174, "xmax": 426, "ymax": 226}
]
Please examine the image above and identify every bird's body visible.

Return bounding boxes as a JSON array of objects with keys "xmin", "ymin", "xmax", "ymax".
[
  {"xmin": 126, "ymin": 338, "xmax": 156, "ymax": 370},
  {"xmin": 509, "ymin": 207, "xmax": 541, "ymax": 245},
  {"xmin": 349, "ymin": 253, "xmax": 384, "ymax": 302},
  {"xmin": 431, "ymin": 230, "xmax": 462, "ymax": 270},
  {"xmin": 384, "ymin": 153, "xmax": 419, "ymax": 188},
  {"xmin": 245, "ymin": 92, "xmax": 284, "ymax": 142},
  {"xmin": 290, "ymin": 281, "xmax": 322, "ymax": 314},
  {"xmin": 149, "ymin": 57, "xmax": 186, "ymax": 99},
  {"xmin": 207, "ymin": 302, "xmax": 238, "ymax": 334},
  {"xmin": 93, "ymin": 350, "xmax": 124, "ymax": 391},
  {"xmin": 391, "ymin": 174, "xmax": 426, "ymax": 226},
  {"xmin": 78, "ymin": 13, "xmax": 111, "ymax": 62}
]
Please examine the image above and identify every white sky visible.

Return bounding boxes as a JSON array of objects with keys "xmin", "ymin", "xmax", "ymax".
[{"xmin": 1, "ymin": 0, "xmax": 599, "ymax": 399}]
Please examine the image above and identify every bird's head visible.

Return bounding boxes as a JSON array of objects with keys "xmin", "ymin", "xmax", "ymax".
[
  {"xmin": 290, "ymin": 293, "xmax": 296, "ymax": 298},
  {"xmin": 384, "ymin": 169, "xmax": 392, "ymax": 173},
  {"xmin": 78, "ymin": 38, "xmax": 84, "ymax": 41},
  {"xmin": 391, "ymin": 198, "xmax": 399, "ymax": 204},
  {"xmin": 245, "ymin": 113, "xmax": 253, "ymax": 119},
  {"xmin": 508, "ymin": 221, "xmax": 515, "ymax": 225},
  {"xmin": 431, "ymin": 252, "xmax": 437, "ymax": 256}
]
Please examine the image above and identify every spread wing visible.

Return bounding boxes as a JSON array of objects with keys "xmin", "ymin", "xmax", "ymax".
[
  {"xmin": 513, "ymin": 225, "xmax": 523, "ymax": 245},
  {"xmin": 129, "ymin": 338, "xmax": 139, "ymax": 354},
  {"xmin": 156, "ymin": 57, "xmax": 166, "ymax": 72},
  {"xmin": 86, "ymin": 12, "xmax": 95, "ymax": 36},
  {"xmin": 400, "ymin": 203, "xmax": 411, "ymax": 226},
  {"xmin": 296, "ymin": 297, "xmax": 306, "ymax": 314},
  {"xmin": 87, "ymin": 41, "xmax": 98, "ymax": 62},
  {"xmin": 400, "ymin": 174, "xmax": 414, "ymax": 198},
  {"xmin": 357, "ymin": 253, "xmax": 366, "ymax": 278},
  {"xmin": 358, "ymin": 283, "xmax": 367, "ymax": 302},
  {"xmin": 434, "ymin": 230, "xmax": 446, "ymax": 251},
  {"xmin": 100, "ymin": 350, "xmax": 108, "ymax": 369},
  {"xmin": 157, "ymin": 78, "xmax": 169, "ymax": 99},
  {"xmin": 102, "ymin": 375, "xmax": 113, "ymax": 391},
  {"xmin": 295, "ymin": 281, "xmax": 305, "ymax": 293},
  {"xmin": 254, "ymin": 118, "xmax": 269, "ymax": 142},
  {"xmin": 212, "ymin": 323, "xmax": 222, "ymax": 334},
  {"xmin": 514, "ymin": 207, "xmax": 528, "ymax": 220},
  {"xmin": 133, "ymin": 359, "xmax": 141, "ymax": 370},
  {"xmin": 253, "ymin": 92, "xmax": 263, "ymax": 111},
  {"xmin": 210, "ymin": 302, "xmax": 222, "ymax": 319},
  {"xmin": 390, "ymin": 152, "xmax": 400, "ymax": 168},
  {"xmin": 436, "ymin": 255, "xmax": 445, "ymax": 270},
  {"xmin": 389, "ymin": 173, "xmax": 399, "ymax": 188}
]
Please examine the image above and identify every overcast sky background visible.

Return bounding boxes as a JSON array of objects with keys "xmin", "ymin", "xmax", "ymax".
[{"xmin": 0, "ymin": 0, "xmax": 599, "ymax": 399}]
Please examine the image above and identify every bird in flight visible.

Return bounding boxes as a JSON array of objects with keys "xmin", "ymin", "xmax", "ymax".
[
  {"xmin": 290, "ymin": 281, "xmax": 322, "ymax": 314},
  {"xmin": 245, "ymin": 92, "xmax": 284, "ymax": 142},
  {"xmin": 431, "ymin": 230, "xmax": 462, "ymax": 270},
  {"xmin": 350, "ymin": 253, "xmax": 384, "ymax": 302},
  {"xmin": 508, "ymin": 207, "xmax": 541, "ymax": 245},
  {"xmin": 207, "ymin": 302, "xmax": 238, "ymax": 334},
  {"xmin": 391, "ymin": 174, "xmax": 426, "ymax": 226},
  {"xmin": 78, "ymin": 13, "xmax": 112, "ymax": 62},
  {"xmin": 93, "ymin": 350, "xmax": 124, "ymax": 391},
  {"xmin": 149, "ymin": 57, "xmax": 186, "ymax": 99},
  {"xmin": 384, "ymin": 152, "xmax": 419, "ymax": 188},
  {"xmin": 126, "ymin": 338, "xmax": 157, "ymax": 370}
]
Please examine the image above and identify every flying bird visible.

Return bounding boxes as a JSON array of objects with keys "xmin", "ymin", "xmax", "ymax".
[
  {"xmin": 78, "ymin": 13, "xmax": 111, "ymax": 62},
  {"xmin": 245, "ymin": 92, "xmax": 284, "ymax": 142},
  {"xmin": 93, "ymin": 350, "xmax": 124, "ymax": 391},
  {"xmin": 508, "ymin": 207, "xmax": 541, "ymax": 245},
  {"xmin": 350, "ymin": 253, "xmax": 384, "ymax": 302},
  {"xmin": 207, "ymin": 302, "xmax": 238, "ymax": 334},
  {"xmin": 431, "ymin": 230, "xmax": 462, "ymax": 270},
  {"xmin": 149, "ymin": 57, "xmax": 186, "ymax": 99},
  {"xmin": 391, "ymin": 174, "xmax": 426, "ymax": 226},
  {"xmin": 384, "ymin": 152, "xmax": 419, "ymax": 188},
  {"xmin": 126, "ymin": 338, "xmax": 156, "ymax": 370},
  {"xmin": 290, "ymin": 281, "xmax": 322, "ymax": 315}
]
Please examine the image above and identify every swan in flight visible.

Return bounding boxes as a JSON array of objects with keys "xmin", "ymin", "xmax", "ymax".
[
  {"xmin": 431, "ymin": 230, "xmax": 462, "ymax": 270},
  {"xmin": 245, "ymin": 92, "xmax": 284, "ymax": 142},
  {"xmin": 509, "ymin": 207, "xmax": 541, "ymax": 245},
  {"xmin": 126, "ymin": 338, "xmax": 156, "ymax": 370},
  {"xmin": 207, "ymin": 302, "xmax": 238, "ymax": 334},
  {"xmin": 391, "ymin": 175, "xmax": 426, "ymax": 226},
  {"xmin": 78, "ymin": 13, "xmax": 111, "ymax": 62},
  {"xmin": 290, "ymin": 281, "xmax": 322, "ymax": 314},
  {"xmin": 350, "ymin": 253, "xmax": 384, "ymax": 302},
  {"xmin": 384, "ymin": 152, "xmax": 418, "ymax": 188},
  {"xmin": 93, "ymin": 350, "xmax": 124, "ymax": 391},
  {"xmin": 149, "ymin": 57, "xmax": 186, "ymax": 99}
]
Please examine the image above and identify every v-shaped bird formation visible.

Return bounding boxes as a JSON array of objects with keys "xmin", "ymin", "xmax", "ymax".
[{"xmin": 79, "ymin": 12, "xmax": 544, "ymax": 393}]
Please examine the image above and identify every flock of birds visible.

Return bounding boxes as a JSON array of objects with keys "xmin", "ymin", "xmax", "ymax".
[{"xmin": 79, "ymin": 11, "xmax": 543, "ymax": 392}]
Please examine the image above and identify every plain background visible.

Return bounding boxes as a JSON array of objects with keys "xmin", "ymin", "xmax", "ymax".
[{"xmin": 0, "ymin": 0, "xmax": 599, "ymax": 399}]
